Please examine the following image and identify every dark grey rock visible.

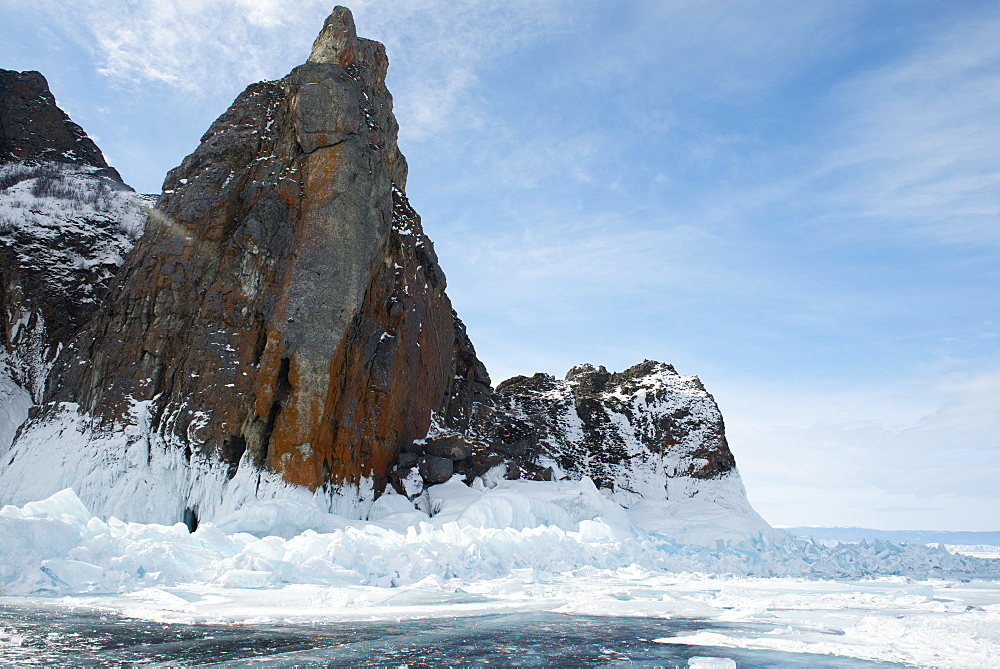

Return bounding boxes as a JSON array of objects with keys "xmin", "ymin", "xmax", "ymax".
[
  {"xmin": 397, "ymin": 452, "xmax": 418, "ymax": 468},
  {"xmin": 403, "ymin": 440, "xmax": 425, "ymax": 454},
  {"xmin": 419, "ymin": 455, "xmax": 453, "ymax": 484},
  {"xmin": 425, "ymin": 435, "xmax": 471, "ymax": 461},
  {"xmin": 0, "ymin": 69, "xmax": 121, "ymax": 178}
]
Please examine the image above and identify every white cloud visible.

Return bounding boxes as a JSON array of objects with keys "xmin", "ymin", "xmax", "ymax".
[
  {"xmin": 436, "ymin": 206, "xmax": 737, "ymax": 324},
  {"xmin": 42, "ymin": 0, "xmax": 332, "ymax": 89},
  {"xmin": 351, "ymin": 0, "xmax": 582, "ymax": 141}
]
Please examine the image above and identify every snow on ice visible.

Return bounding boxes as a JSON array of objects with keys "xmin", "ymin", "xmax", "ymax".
[{"xmin": 1, "ymin": 481, "xmax": 998, "ymax": 665}]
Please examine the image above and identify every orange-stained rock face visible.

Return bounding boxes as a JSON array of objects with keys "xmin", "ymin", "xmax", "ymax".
[
  {"xmin": 43, "ymin": 7, "xmax": 485, "ymax": 492},
  {"xmin": 305, "ymin": 188, "xmax": 458, "ymax": 489}
]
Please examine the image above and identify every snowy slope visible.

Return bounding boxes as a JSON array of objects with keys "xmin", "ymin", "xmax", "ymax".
[
  {"xmin": 0, "ymin": 361, "xmax": 31, "ymax": 459},
  {"xmin": 0, "ymin": 161, "xmax": 151, "ymax": 450}
]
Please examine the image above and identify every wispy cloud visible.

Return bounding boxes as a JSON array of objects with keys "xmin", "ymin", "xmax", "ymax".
[
  {"xmin": 38, "ymin": 0, "xmax": 332, "ymax": 89},
  {"xmin": 813, "ymin": 15, "xmax": 1000, "ymax": 248},
  {"xmin": 352, "ymin": 0, "xmax": 584, "ymax": 141},
  {"xmin": 27, "ymin": 0, "xmax": 582, "ymax": 142}
]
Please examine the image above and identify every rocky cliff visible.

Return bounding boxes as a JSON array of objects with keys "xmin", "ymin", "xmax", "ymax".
[
  {"xmin": 1, "ymin": 7, "xmax": 749, "ymax": 526},
  {"xmin": 2, "ymin": 7, "xmax": 489, "ymax": 521},
  {"xmin": 0, "ymin": 69, "xmax": 150, "ymax": 451},
  {"xmin": 1, "ymin": 69, "xmax": 120, "ymax": 175}
]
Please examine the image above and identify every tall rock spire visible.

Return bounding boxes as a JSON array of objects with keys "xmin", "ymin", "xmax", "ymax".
[
  {"xmin": 1, "ymin": 7, "xmax": 487, "ymax": 521},
  {"xmin": 308, "ymin": 5, "xmax": 360, "ymax": 67}
]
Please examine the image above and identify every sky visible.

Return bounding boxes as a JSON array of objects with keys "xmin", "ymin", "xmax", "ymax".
[{"xmin": 2, "ymin": 0, "xmax": 998, "ymax": 531}]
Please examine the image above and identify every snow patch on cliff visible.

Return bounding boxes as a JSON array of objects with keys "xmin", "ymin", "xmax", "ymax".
[
  {"xmin": 0, "ymin": 162, "xmax": 149, "ymax": 239},
  {"xmin": 0, "ymin": 361, "xmax": 32, "ymax": 454},
  {"xmin": 0, "ymin": 161, "xmax": 152, "ymax": 453}
]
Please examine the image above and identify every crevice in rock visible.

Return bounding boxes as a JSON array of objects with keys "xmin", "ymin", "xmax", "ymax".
[
  {"xmin": 298, "ymin": 134, "xmax": 353, "ymax": 155},
  {"xmin": 221, "ymin": 434, "xmax": 247, "ymax": 479},
  {"xmin": 252, "ymin": 320, "xmax": 267, "ymax": 365},
  {"xmin": 259, "ymin": 356, "xmax": 292, "ymax": 466}
]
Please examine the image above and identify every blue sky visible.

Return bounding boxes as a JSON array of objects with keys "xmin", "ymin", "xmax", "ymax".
[{"xmin": 3, "ymin": 0, "xmax": 998, "ymax": 531}]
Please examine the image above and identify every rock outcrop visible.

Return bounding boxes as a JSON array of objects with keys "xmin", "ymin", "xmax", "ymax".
[
  {"xmin": 389, "ymin": 360, "xmax": 740, "ymax": 508},
  {"xmin": 1, "ymin": 69, "xmax": 121, "ymax": 178},
  {"xmin": 0, "ymin": 69, "xmax": 149, "ymax": 450},
  {"xmin": 2, "ymin": 7, "xmax": 489, "ymax": 520},
  {"xmin": 1, "ymin": 7, "xmax": 748, "ymax": 526}
]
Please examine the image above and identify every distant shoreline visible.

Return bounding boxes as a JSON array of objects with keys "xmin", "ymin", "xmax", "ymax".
[{"xmin": 781, "ymin": 527, "xmax": 1000, "ymax": 547}]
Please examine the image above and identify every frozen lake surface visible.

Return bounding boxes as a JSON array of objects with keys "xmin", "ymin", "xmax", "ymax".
[{"xmin": 0, "ymin": 605, "xmax": 904, "ymax": 667}]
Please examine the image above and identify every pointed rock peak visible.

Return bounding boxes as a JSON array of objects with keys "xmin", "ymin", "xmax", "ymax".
[
  {"xmin": 565, "ymin": 363, "xmax": 611, "ymax": 396},
  {"xmin": 0, "ymin": 68, "xmax": 115, "ymax": 174},
  {"xmin": 308, "ymin": 6, "xmax": 359, "ymax": 67},
  {"xmin": 565, "ymin": 363, "xmax": 603, "ymax": 380}
]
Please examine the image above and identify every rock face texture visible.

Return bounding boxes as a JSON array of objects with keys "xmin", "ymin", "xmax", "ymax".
[
  {"xmin": 9, "ymin": 7, "xmax": 487, "ymax": 513},
  {"xmin": 1, "ymin": 8, "xmax": 746, "ymax": 524},
  {"xmin": 0, "ymin": 70, "xmax": 149, "ymax": 450}
]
